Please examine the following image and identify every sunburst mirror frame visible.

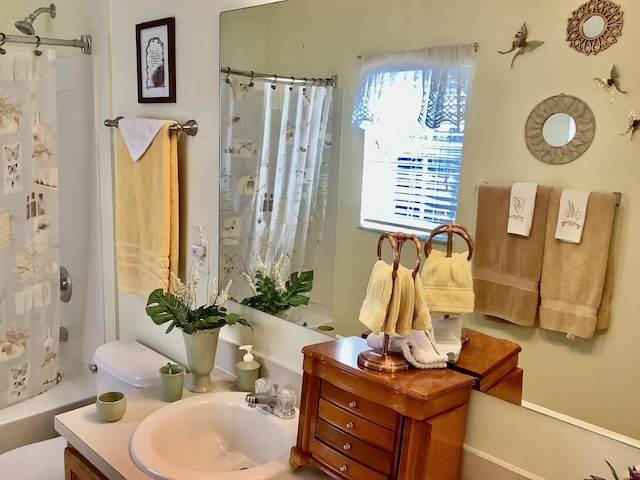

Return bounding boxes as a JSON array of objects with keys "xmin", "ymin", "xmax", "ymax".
[
  {"xmin": 524, "ymin": 94, "xmax": 595, "ymax": 165},
  {"xmin": 567, "ymin": 0, "xmax": 623, "ymax": 55}
]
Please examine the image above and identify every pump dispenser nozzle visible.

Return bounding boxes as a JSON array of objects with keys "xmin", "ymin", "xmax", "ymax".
[{"xmin": 239, "ymin": 345, "xmax": 254, "ymax": 363}]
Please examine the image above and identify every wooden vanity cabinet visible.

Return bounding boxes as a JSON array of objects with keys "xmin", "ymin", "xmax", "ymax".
[
  {"xmin": 290, "ymin": 336, "xmax": 476, "ymax": 480},
  {"xmin": 64, "ymin": 443, "xmax": 109, "ymax": 480}
]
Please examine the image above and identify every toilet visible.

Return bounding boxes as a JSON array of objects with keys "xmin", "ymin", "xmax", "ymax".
[{"xmin": 0, "ymin": 340, "xmax": 172, "ymax": 480}]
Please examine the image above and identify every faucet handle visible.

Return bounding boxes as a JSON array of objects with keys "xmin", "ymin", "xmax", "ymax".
[
  {"xmin": 274, "ymin": 388, "xmax": 296, "ymax": 419},
  {"xmin": 254, "ymin": 377, "xmax": 274, "ymax": 395}
]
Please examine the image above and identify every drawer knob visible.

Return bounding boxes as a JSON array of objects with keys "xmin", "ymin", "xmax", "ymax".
[
  {"xmin": 348, "ymin": 401, "xmax": 357, "ymax": 408},
  {"xmin": 340, "ymin": 465, "xmax": 348, "ymax": 472},
  {"xmin": 345, "ymin": 422, "xmax": 354, "ymax": 429},
  {"xmin": 343, "ymin": 443, "xmax": 351, "ymax": 450}
]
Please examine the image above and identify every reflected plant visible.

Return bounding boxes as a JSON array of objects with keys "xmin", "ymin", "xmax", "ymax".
[
  {"xmin": 585, "ymin": 460, "xmax": 640, "ymax": 480},
  {"xmin": 241, "ymin": 255, "xmax": 313, "ymax": 316}
]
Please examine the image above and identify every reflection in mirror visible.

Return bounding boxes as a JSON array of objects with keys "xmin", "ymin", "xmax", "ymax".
[
  {"xmin": 217, "ymin": 65, "xmax": 341, "ymax": 330},
  {"xmin": 542, "ymin": 113, "xmax": 576, "ymax": 147},
  {"xmin": 582, "ymin": 14, "xmax": 606, "ymax": 38},
  {"xmin": 220, "ymin": 1, "xmax": 637, "ymax": 441}
]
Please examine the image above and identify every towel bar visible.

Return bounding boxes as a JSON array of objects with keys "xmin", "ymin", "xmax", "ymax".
[{"xmin": 104, "ymin": 117, "xmax": 198, "ymax": 136}]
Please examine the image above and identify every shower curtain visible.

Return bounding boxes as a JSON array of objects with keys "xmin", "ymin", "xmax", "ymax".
[
  {"xmin": 0, "ymin": 47, "xmax": 60, "ymax": 408},
  {"xmin": 219, "ymin": 74, "xmax": 334, "ymax": 304}
]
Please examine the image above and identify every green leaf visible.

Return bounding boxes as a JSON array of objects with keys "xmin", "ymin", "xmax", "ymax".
[{"xmin": 605, "ymin": 460, "xmax": 620, "ymax": 480}]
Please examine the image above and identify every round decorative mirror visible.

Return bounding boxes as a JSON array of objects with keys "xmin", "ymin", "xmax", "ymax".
[
  {"xmin": 567, "ymin": 0, "xmax": 623, "ymax": 55},
  {"xmin": 524, "ymin": 94, "xmax": 595, "ymax": 165}
]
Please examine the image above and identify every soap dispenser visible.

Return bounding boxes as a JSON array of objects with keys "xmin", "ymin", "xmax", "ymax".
[{"xmin": 236, "ymin": 345, "xmax": 261, "ymax": 392}]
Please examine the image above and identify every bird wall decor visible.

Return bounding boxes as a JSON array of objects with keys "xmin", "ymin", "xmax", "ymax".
[
  {"xmin": 594, "ymin": 65, "xmax": 627, "ymax": 103},
  {"xmin": 498, "ymin": 23, "xmax": 544, "ymax": 69},
  {"xmin": 620, "ymin": 110, "xmax": 640, "ymax": 139}
]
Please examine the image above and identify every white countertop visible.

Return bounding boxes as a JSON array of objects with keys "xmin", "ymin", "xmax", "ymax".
[{"xmin": 54, "ymin": 370, "xmax": 327, "ymax": 480}]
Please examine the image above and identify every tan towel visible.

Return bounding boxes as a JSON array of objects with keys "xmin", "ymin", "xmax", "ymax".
[
  {"xmin": 539, "ymin": 190, "xmax": 616, "ymax": 338},
  {"xmin": 115, "ymin": 123, "xmax": 179, "ymax": 296},
  {"xmin": 472, "ymin": 184, "xmax": 552, "ymax": 326}
]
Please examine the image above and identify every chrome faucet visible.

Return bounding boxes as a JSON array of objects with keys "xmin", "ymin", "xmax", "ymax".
[
  {"xmin": 245, "ymin": 388, "xmax": 278, "ymax": 412},
  {"xmin": 245, "ymin": 382, "xmax": 296, "ymax": 419}
]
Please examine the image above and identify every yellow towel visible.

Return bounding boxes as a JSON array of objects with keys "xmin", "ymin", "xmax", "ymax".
[
  {"xmin": 472, "ymin": 184, "xmax": 552, "ymax": 326},
  {"xmin": 115, "ymin": 123, "xmax": 179, "ymax": 297},
  {"xmin": 539, "ymin": 190, "xmax": 616, "ymax": 338},
  {"xmin": 358, "ymin": 260, "xmax": 394, "ymax": 334},
  {"xmin": 412, "ymin": 274, "xmax": 432, "ymax": 331},
  {"xmin": 384, "ymin": 265, "xmax": 415, "ymax": 336},
  {"xmin": 422, "ymin": 249, "xmax": 474, "ymax": 314}
]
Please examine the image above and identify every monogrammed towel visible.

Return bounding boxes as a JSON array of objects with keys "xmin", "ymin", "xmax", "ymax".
[
  {"xmin": 539, "ymin": 190, "xmax": 616, "ymax": 338},
  {"xmin": 507, "ymin": 183, "xmax": 538, "ymax": 237},
  {"xmin": 554, "ymin": 189, "xmax": 591, "ymax": 244}
]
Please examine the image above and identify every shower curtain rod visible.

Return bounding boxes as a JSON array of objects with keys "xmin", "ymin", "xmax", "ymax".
[
  {"xmin": 221, "ymin": 67, "xmax": 338, "ymax": 87},
  {"xmin": 0, "ymin": 33, "xmax": 92, "ymax": 55}
]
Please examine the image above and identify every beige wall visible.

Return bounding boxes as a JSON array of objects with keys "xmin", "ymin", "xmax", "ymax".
[
  {"xmin": 3, "ymin": 0, "xmax": 637, "ymax": 478},
  {"xmin": 224, "ymin": 0, "xmax": 640, "ymax": 441}
]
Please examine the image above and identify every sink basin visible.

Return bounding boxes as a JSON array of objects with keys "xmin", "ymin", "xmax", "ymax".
[{"xmin": 130, "ymin": 391, "xmax": 298, "ymax": 480}]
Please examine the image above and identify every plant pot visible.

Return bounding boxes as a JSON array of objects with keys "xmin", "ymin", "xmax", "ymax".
[{"xmin": 182, "ymin": 328, "xmax": 220, "ymax": 393}]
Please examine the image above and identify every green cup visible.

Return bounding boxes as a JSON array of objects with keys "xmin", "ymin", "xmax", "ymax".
[
  {"xmin": 96, "ymin": 391, "xmax": 127, "ymax": 422},
  {"xmin": 159, "ymin": 364, "xmax": 185, "ymax": 402}
]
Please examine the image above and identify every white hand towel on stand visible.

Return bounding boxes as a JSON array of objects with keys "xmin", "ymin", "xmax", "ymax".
[
  {"xmin": 507, "ymin": 183, "xmax": 538, "ymax": 237},
  {"xmin": 555, "ymin": 189, "xmax": 591, "ymax": 244},
  {"xmin": 119, "ymin": 118, "xmax": 170, "ymax": 161}
]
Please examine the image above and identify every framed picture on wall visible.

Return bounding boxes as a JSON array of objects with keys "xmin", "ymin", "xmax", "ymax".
[{"xmin": 136, "ymin": 17, "xmax": 176, "ymax": 103}]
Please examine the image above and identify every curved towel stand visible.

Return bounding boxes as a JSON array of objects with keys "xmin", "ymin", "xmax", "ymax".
[
  {"xmin": 377, "ymin": 231, "xmax": 422, "ymax": 279},
  {"xmin": 424, "ymin": 222, "xmax": 474, "ymax": 260}
]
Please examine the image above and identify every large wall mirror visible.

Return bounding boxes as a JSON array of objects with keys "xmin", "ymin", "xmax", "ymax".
[{"xmin": 220, "ymin": 0, "xmax": 638, "ymax": 442}]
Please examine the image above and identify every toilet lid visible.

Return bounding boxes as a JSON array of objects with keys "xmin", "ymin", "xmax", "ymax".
[{"xmin": 93, "ymin": 340, "xmax": 173, "ymax": 388}]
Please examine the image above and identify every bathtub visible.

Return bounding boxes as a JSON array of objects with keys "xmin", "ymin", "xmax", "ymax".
[{"xmin": 0, "ymin": 342, "xmax": 96, "ymax": 455}]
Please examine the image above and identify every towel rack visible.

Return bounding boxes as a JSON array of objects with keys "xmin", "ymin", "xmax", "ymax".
[
  {"xmin": 425, "ymin": 222, "xmax": 474, "ymax": 260},
  {"xmin": 359, "ymin": 231, "xmax": 421, "ymax": 373},
  {"xmin": 104, "ymin": 117, "xmax": 199, "ymax": 136}
]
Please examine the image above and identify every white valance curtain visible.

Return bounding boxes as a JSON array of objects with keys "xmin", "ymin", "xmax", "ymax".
[
  {"xmin": 219, "ymin": 75, "xmax": 334, "ymax": 303},
  {"xmin": 352, "ymin": 43, "xmax": 476, "ymax": 130}
]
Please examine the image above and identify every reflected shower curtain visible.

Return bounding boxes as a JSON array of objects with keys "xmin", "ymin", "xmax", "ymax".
[
  {"xmin": 0, "ymin": 47, "xmax": 59, "ymax": 408},
  {"xmin": 219, "ymin": 75, "xmax": 333, "ymax": 304}
]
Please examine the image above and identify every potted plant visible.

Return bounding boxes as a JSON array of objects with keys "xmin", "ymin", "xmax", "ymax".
[{"xmin": 146, "ymin": 269, "xmax": 252, "ymax": 392}]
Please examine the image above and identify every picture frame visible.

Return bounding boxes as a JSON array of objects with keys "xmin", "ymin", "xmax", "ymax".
[{"xmin": 136, "ymin": 17, "xmax": 176, "ymax": 103}]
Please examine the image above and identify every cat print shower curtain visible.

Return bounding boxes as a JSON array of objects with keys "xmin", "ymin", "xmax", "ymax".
[
  {"xmin": 219, "ymin": 74, "xmax": 333, "ymax": 306},
  {"xmin": 0, "ymin": 47, "xmax": 60, "ymax": 408}
]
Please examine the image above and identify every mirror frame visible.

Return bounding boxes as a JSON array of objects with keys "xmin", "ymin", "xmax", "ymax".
[
  {"xmin": 524, "ymin": 94, "xmax": 595, "ymax": 165},
  {"xmin": 566, "ymin": 0, "xmax": 623, "ymax": 55}
]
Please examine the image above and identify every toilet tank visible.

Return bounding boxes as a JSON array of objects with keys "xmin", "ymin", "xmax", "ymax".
[{"xmin": 93, "ymin": 340, "xmax": 173, "ymax": 394}]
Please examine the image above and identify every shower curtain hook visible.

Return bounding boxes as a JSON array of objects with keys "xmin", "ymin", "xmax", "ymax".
[
  {"xmin": 271, "ymin": 74, "xmax": 277, "ymax": 90},
  {"xmin": 225, "ymin": 66, "xmax": 232, "ymax": 85},
  {"xmin": 34, "ymin": 35, "xmax": 42, "ymax": 56},
  {"xmin": 249, "ymin": 70, "xmax": 255, "ymax": 88},
  {"xmin": 289, "ymin": 76, "xmax": 295, "ymax": 91},
  {"xmin": 0, "ymin": 33, "xmax": 6, "ymax": 55}
]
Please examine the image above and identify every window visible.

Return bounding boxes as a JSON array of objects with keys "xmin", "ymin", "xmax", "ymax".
[{"xmin": 353, "ymin": 45, "xmax": 476, "ymax": 236}]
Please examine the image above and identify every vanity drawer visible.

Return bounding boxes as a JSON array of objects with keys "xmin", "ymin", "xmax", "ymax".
[
  {"xmin": 310, "ymin": 436, "xmax": 389, "ymax": 480},
  {"xmin": 315, "ymin": 418, "xmax": 393, "ymax": 475},
  {"xmin": 321, "ymin": 381, "xmax": 398, "ymax": 429},
  {"xmin": 318, "ymin": 398, "xmax": 395, "ymax": 451}
]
